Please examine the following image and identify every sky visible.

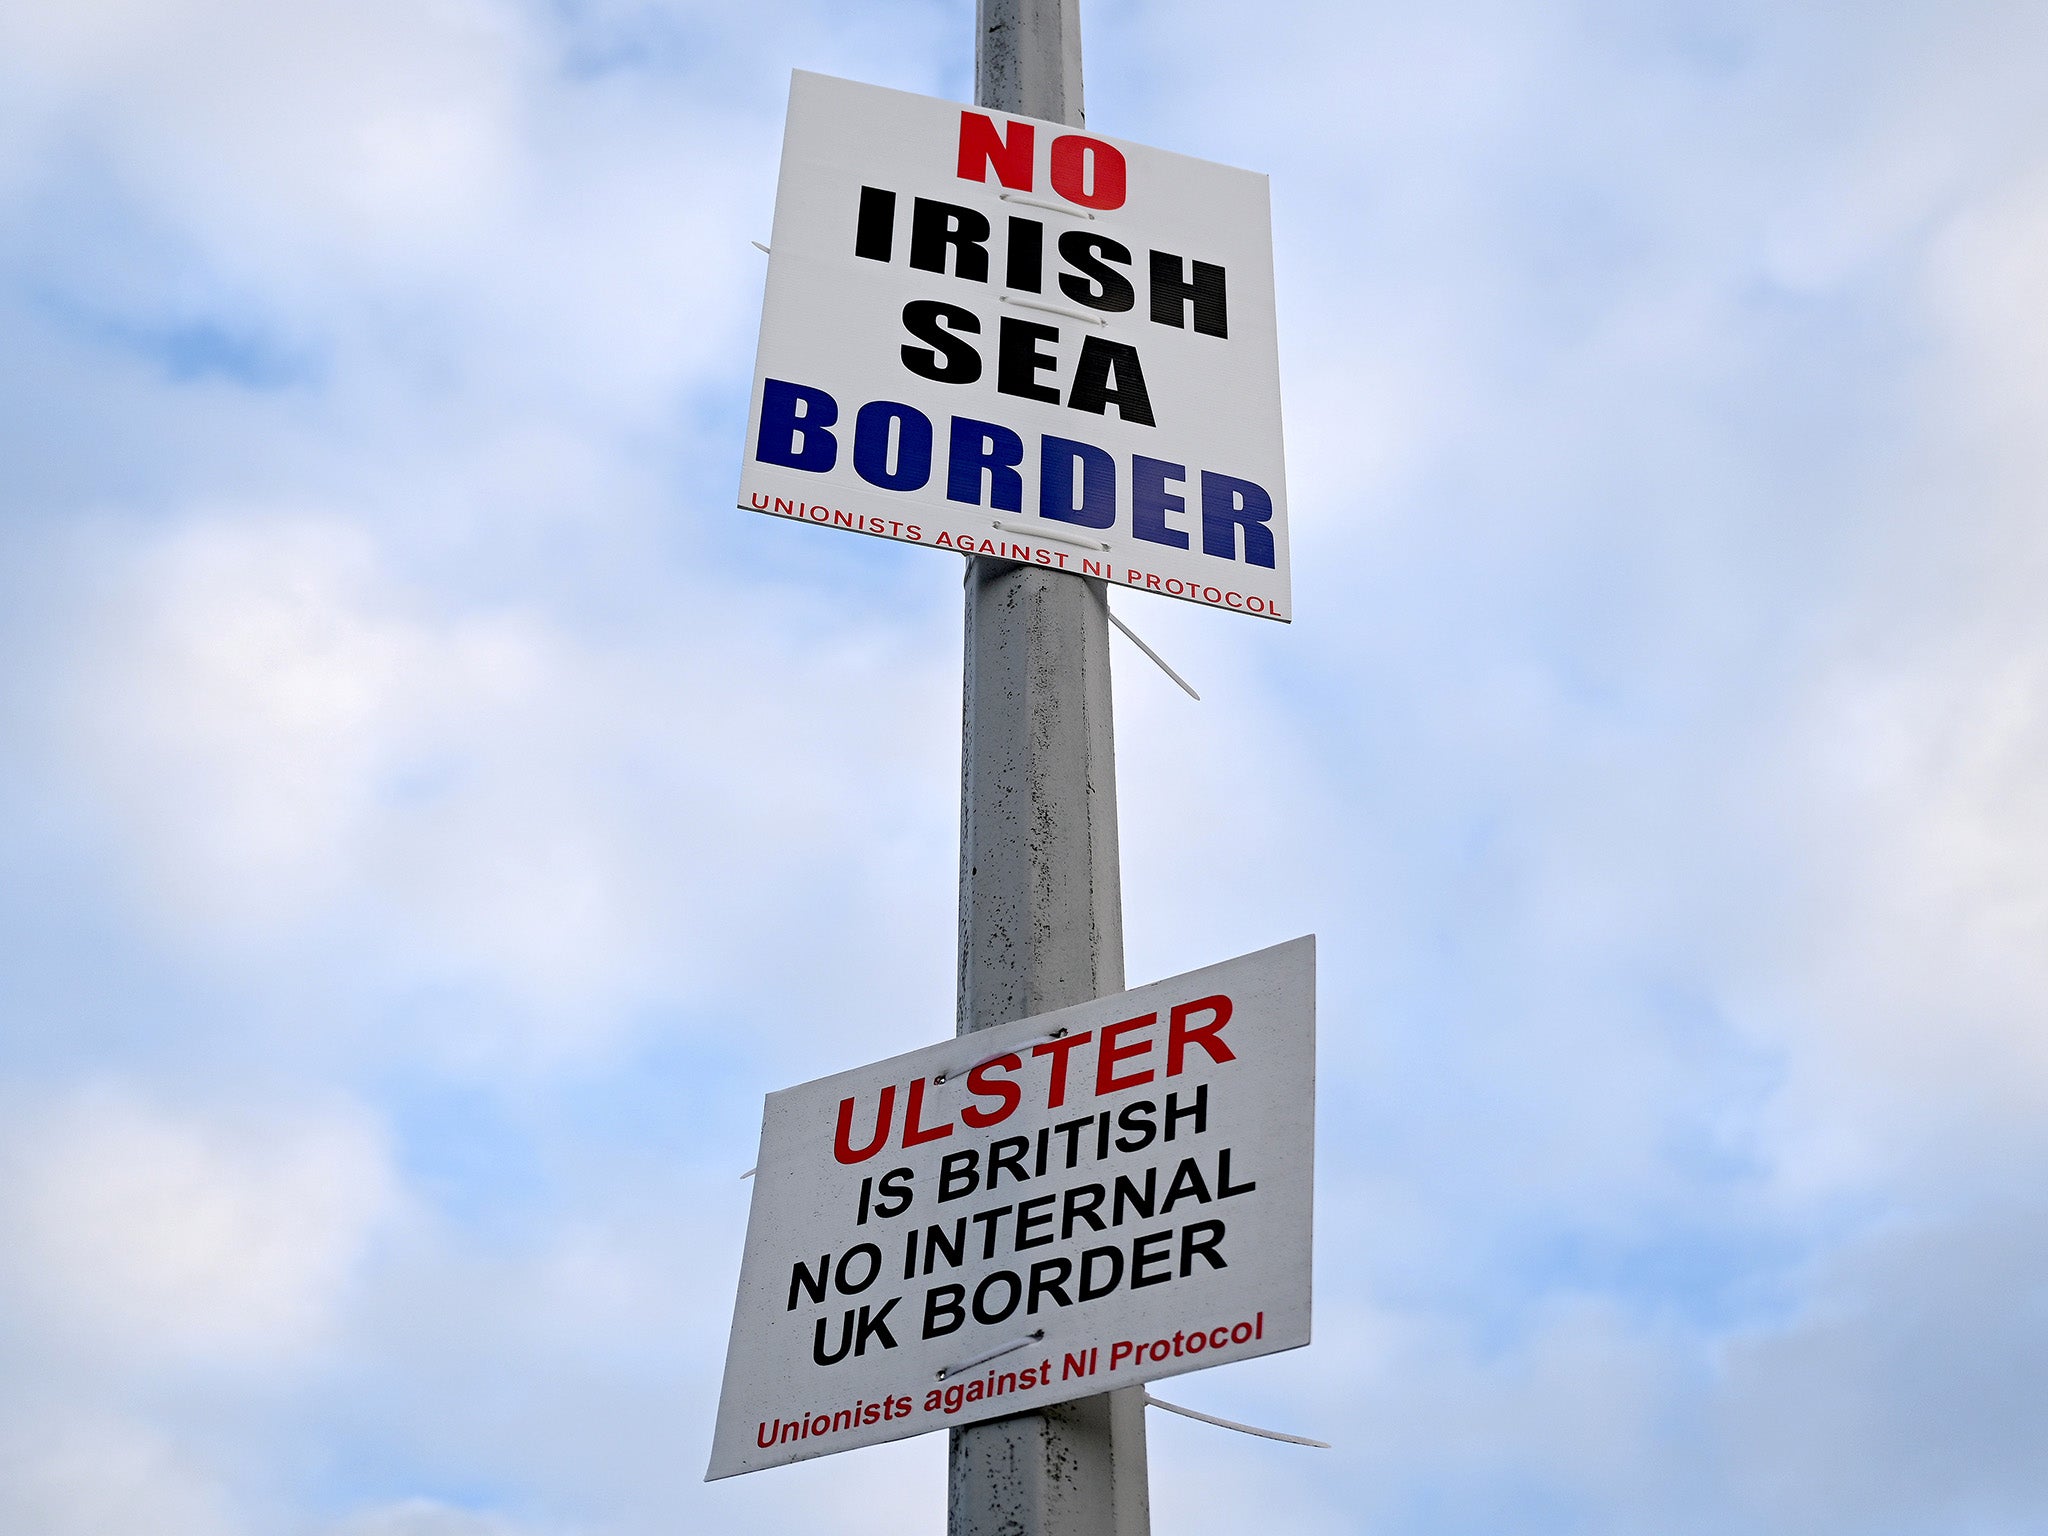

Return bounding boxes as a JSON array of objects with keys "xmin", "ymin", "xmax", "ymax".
[{"xmin": 2, "ymin": 1, "xmax": 2046, "ymax": 1533}]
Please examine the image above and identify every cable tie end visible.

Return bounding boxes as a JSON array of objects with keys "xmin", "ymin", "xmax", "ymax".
[{"xmin": 1143, "ymin": 1393, "xmax": 1331, "ymax": 1448}]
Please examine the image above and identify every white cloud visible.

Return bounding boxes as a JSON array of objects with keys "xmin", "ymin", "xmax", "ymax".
[
  {"xmin": 1713, "ymin": 1204, "xmax": 2048, "ymax": 1534},
  {"xmin": 36, "ymin": 505, "xmax": 961, "ymax": 1066},
  {"xmin": 329, "ymin": 1500, "xmax": 543, "ymax": 1536},
  {"xmin": 0, "ymin": 0, "xmax": 527, "ymax": 261},
  {"xmin": 3, "ymin": 2, "xmax": 2048, "ymax": 1534},
  {"xmin": 0, "ymin": 1087, "xmax": 393, "ymax": 1365},
  {"xmin": 0, "ymin": 1408, "xmax": 241, "ymax": 1536},
  {"xmin": 55, "ymin": 514, "xmax": 437, "ymax": 930}
]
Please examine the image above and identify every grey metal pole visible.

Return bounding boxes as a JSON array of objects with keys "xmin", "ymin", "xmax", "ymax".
[{"xmin": 952, "ymin": 5, "xmax": 1151, "ymax": 1536}]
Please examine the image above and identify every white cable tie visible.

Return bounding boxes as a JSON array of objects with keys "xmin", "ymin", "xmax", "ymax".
[
  {"xmin": 990, "ymin": 519, "xmax": 1111, "ymax": 552},
  {"xmin": 999, "ymin": 294, "xmax": 1108, "ymax": 326},
  {"xmin": 998, "ymin": 193, "xmax": 1095, "ymax": 220},
  {"xmin": 751, "ymin": 240, "xmax": 770, "ymax": 255},
  {"xmin": 1143, "ymin": 1394, "xmax": 1330, "ymax": 1449},
  {"xmin": 740, "ymin": 1166, "xmax": 756, "ymax": 1180},
  {"xmin": 933, "ymin": 1027, "xmax": 1068, "ymax": 1085},
  {"xmin": 937, "ymin": 1329, "xmax": 1045, "ymax": 1381},
  {"xmin": 1107, "ymin": 608, "xmax": 1201, "ymax": 701}
]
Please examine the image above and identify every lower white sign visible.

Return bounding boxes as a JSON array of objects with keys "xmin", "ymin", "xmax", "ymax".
[{"xmin": 707, "ymin": 936, "xmax": 1315, "ymax": 1479}]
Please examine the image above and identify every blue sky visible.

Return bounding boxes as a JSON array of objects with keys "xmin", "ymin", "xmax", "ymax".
[{"xmin": 3, "ymin": 2, "xmax": 2046, "ymax": 1533}]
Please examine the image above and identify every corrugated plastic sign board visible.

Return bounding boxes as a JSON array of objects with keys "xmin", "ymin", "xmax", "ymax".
[
  {"xmin": 741, "ymin": 70, "xmax": 1291, "ymax": 621},
  {"xmin": 708, "ymin": 936, "xmax": 1314, "ymax": 1478}
]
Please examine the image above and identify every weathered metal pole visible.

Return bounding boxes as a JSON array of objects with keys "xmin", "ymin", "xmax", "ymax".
[{"xmin": 952, "ymin": 4, "xmax": 1151, "ymax": 1536}]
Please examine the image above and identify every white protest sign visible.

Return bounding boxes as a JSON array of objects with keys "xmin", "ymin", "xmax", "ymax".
[
  {"xmin": 741, "ymin": 71, "xmax": 1292, "ymax": 622},
  {"xmin": 707, "ymin": 937, "xmax": 1314, "ymax": 1480}
]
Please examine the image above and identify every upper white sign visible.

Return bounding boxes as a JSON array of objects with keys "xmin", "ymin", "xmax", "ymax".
[
  {"xmin": 741, "ymin": 71, "xmax": 1292, "ymax": 622},
  {"xmin": 707, "ymin": 936, "xmax": 1315, "ymax": 1480}
]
